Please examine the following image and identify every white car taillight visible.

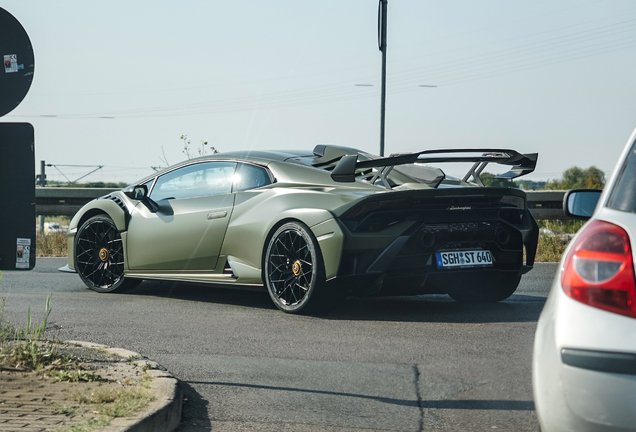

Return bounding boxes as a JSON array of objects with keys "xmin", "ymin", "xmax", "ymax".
[{"xmin": 561, "ymin": 220, "xmax": 636, "ymax": 318}]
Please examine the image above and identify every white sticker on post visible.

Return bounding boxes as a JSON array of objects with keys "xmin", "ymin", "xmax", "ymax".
[
  {"xmin": 4, "ymin": 54, "xmax": 18, "ymax": 73},
  {"xmin": 16, "ymin": 238, "xmax": 31, "ymax": 269}
]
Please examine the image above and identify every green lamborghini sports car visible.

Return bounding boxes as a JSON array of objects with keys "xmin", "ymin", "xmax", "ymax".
[{"xmin": 62, "ymin": 145, "xmax": 539, "ymax": 313}]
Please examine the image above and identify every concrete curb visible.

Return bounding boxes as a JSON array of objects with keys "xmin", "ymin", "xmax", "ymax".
[{"xmin": 66, "ymin": 341, "xmax": 183, "ymax": 432}]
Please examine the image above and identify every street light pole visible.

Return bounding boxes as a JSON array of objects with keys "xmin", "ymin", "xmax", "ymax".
[
  {"xmin": 39, "ymin": 160, "xmax": 45, "ymax": 234},
  {"xmin": 378, "ymin": 0, "xmax": 388, "ymax": 157}
]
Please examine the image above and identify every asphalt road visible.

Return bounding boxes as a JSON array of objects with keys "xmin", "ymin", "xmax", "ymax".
[{"xmin": 1, "ymin": 258, "xmax": 557, "ymax": 431}]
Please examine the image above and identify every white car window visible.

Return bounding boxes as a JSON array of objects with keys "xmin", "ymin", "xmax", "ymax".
[
  {"xmin": 233, "ymin": 163, "xmax": 272, "ymax": 192},
  {"xmin": 151, "ymin": 162, "xmax": 237, "ymax": 201},
  {"xmin": 608, "ymin": 142, "xmax": 636, "ymax": 213}
]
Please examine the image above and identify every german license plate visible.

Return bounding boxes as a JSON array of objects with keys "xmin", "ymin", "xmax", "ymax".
[{"xmin": 435, "ymin": 250, "xmax": 493, "ymax": 268}]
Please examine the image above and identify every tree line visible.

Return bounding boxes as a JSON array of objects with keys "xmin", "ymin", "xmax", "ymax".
[{"xmin": 481, "ymin": 166, "xmax": 605, "ymax": 190}]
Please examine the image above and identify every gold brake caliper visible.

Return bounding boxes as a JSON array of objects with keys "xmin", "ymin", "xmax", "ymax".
[
  {"xmin": 292, "ymin": 260, "xmax": 302, "ymax": 276},
  {"xmin": 99, "ymin": 248, "xmax": 109, "ymax": 262}
]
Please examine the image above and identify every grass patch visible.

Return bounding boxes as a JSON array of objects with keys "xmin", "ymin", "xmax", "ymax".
[
  {"xmin": 0, "ymin": 273, "xmax": 15, "ymax": 340},
  {"xmin": 534, "ymin": 220, "xmax": 586, "ymax": 262},
  {"xmin": 1, "ymin": 294, "xmax": 56, "ymax": 370},
  {"xmin": 70, "ymin": 383, "xmax": 155, "ymax": 417},
  {"xmin": 55, "ymin": 417, "xmax": 110, "ymax": 432},
  {"xmin": 50, "ymin": 376, "xmax": 155, "ymax": 432},
  {"xmin": 0, "ymin": 288, "xmax": 99, "ymax": 380},
  {"xmin": 36, "ymin": 232, "xmax": 67, "ymax": 257},
  {"xmin": 55, "ymin": 376, "xmax": 155, "ymax": 431},
  {"xmin": 50, "ymin": 368, "xmax": 105, "ymax": 383},
  {"xmin": 536, "ymin": 233, "xmax": 569, "ymax": 262}
]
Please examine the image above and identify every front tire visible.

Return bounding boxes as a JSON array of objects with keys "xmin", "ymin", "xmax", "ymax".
[
  {"xmin": 74, "ymin": 215, "xmax": 141, "ymax": 293},
  {"xmin": 264, "ymin": 222, "xmax": 326, "ymax": 314}
]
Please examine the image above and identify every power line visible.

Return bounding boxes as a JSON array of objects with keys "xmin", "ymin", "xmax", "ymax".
[
  {"xmin": 9, "ymin": 15, "xmax": 636, "ymax": 119},
  {"xmin": 388, "ymin": 19, "xmax": 636, "ymax": 84}
]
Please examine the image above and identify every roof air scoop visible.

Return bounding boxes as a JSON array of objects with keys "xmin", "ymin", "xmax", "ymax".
[{"xmin": 313, "ymin": 145, "xmax": 327, "ymax": 157}]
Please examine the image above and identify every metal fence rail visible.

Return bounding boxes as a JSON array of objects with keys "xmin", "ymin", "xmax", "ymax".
[
  {"xmin": 35, "ymin": 187, "xmax": 569, "ymax": 220},
  {"xmin": 526, "ymin": 190, "xmax": 567, "ymax": 220},
  {"xmin": 36, "ymin": 187, "xmax": 118, "ymax": 216}
]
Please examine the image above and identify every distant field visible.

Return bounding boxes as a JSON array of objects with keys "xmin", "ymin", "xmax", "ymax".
[{"xmin": 35, "ymin": 216, "xmax": 71, "ymax": 224}]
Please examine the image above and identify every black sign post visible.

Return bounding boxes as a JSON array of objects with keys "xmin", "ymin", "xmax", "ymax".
[
  {"xmin": 0, "ymin": 7, "xmax": 36, "ymax": 270},
  {"xmin": 0, "ymin": 124, "xmax": 35, "ymax": 270}
]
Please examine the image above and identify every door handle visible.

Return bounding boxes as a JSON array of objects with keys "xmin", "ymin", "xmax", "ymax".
[{"xmin": 207, "ymin": 211, "xmax": 227, "ymax": 220}]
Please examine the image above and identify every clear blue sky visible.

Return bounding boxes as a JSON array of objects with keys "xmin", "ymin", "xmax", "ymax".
[{"xmin": 3, "ymin": 0, "xmax": 636, "ymax": 184}]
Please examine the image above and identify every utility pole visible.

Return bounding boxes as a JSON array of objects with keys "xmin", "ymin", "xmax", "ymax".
[
  {"xmin": 38, "ymin": 160, "xmax": 45, "ymax": 233},
  {"xmin": 378, "ymin": 0, "xmax": 388, "ymax": 157}
]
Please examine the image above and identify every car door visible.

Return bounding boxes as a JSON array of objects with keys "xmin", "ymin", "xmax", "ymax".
[{"xmin": 126, "ymin": 161, "xmax": 237, "ymax": 271}]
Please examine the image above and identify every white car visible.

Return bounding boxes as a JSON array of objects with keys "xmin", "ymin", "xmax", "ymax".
[
  {"xmin": 43, "ymin": 222, "xmax": 66, "ymax": 234},
  {"xmin": 533, "ymin": 128, "xmax": 636, "ymax": 431}
]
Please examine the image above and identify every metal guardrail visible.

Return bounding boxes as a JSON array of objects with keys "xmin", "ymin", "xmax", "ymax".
[
  {"xmin": 526, "ymin": 190, "xmax": 568, "ymax": 220},
  {"xmin": 36, "ymin": 187, "xmax": 118, "ymax": 216},
  {"xmin": 35, "ymin": 187, "xmax": 569, "ymax": 219}
]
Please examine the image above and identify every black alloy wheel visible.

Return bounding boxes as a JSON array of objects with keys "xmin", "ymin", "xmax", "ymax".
[
  {"xmin": 264, "ymin": 221, "xmax": 326, "ymax": 313},
  {"xmin": 74, "ymin": 215, "xmax": 140, "ymax": 293}
]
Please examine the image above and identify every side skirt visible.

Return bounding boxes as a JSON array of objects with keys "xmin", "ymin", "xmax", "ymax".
[{"xmin": 124, "ymin": 271, "xmax": 264, "ymax": 287}]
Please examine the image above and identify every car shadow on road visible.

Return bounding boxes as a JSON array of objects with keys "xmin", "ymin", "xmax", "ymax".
[
  {"xmin": 124, "ymin": 280, "xmax": 277, "ymax": 310},
  {"xmin": 317, "ymin": 293, "xmax": 546, "ymax": 323},
  {"xmin": 124, "ymin": 281, "xmax": 545, "ymax": 324},
  {"xmin": 311, "ymin": 293, "xmax": 546, "ymax": 323}
]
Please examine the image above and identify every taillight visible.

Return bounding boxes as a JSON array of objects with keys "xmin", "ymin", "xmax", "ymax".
[{"xmin": 561, "ymin": 220, "xmax": 636, "ymax": 318}]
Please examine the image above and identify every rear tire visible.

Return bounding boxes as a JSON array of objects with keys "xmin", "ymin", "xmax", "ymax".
[
  {"xmin": 447, "ymin": 274, "xmax": 521, "ymax": 303},
  {"xmin": 74, "ymin": 215, "xmax": 141, "ymax": 293},
  {"xmin": 264, "ymin": 221, "xmax": 326, "ymax": 314}
]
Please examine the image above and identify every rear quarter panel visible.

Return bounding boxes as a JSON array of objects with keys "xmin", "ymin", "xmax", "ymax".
[{"xmin": 221, "ymin": 186, "xmax": 359, "ymax": 279}]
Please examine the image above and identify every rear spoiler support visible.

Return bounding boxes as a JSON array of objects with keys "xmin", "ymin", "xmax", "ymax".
[{"xmin": 330, "ymin": 148, "xmax": 538, "ymax": 186}]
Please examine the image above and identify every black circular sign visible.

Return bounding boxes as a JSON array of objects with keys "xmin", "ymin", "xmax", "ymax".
[{"xmin": 0, "ymin": 8, "xmax": 34, "ymax": 118}]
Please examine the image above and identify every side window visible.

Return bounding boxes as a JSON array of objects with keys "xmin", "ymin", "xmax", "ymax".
[
  {"xmin": 609, "ymin": 142, "xmax": 636, "ymax": 213},
  {"xmin": 150, "ymin": 162, "xmax": 237, "ymax": 201},
  {"xmin": 233, "ymin": 163, "xmax": 272, "ymax": 192}
]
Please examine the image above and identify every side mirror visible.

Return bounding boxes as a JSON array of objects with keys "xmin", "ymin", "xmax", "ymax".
[
  {"xmin": 123, "ymin": 184, "xmax": 158, "ymax": 213},
  {"xmin": 563, "ymin": 189, "xmax": 602, "ymax": 220},
  {"xmin": 133, "ymin": 185, "xmax": 147, "ymax": 200},
  {"xmin": 124, "ymin": 184, "xmax": 148, "ymax": 200}
]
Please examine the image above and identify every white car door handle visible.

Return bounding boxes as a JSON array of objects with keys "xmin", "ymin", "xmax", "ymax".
[{"xmin": 207, "ymin": 211, "xmax": 227, "ymax": 220}]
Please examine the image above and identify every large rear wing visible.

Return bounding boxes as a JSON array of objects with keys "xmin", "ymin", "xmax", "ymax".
[{"xmin": 329, "ymin": 148, "xmax": 538, "ymax": 187}]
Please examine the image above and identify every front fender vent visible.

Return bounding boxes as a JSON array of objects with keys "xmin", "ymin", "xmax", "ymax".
[
  {"xmin": 99, "ymin": 195, "xmax": 130, "ymax": 224},
  {"xmin": 101, "ymin": 195, "xmax": 127, "ymax": 212}
]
